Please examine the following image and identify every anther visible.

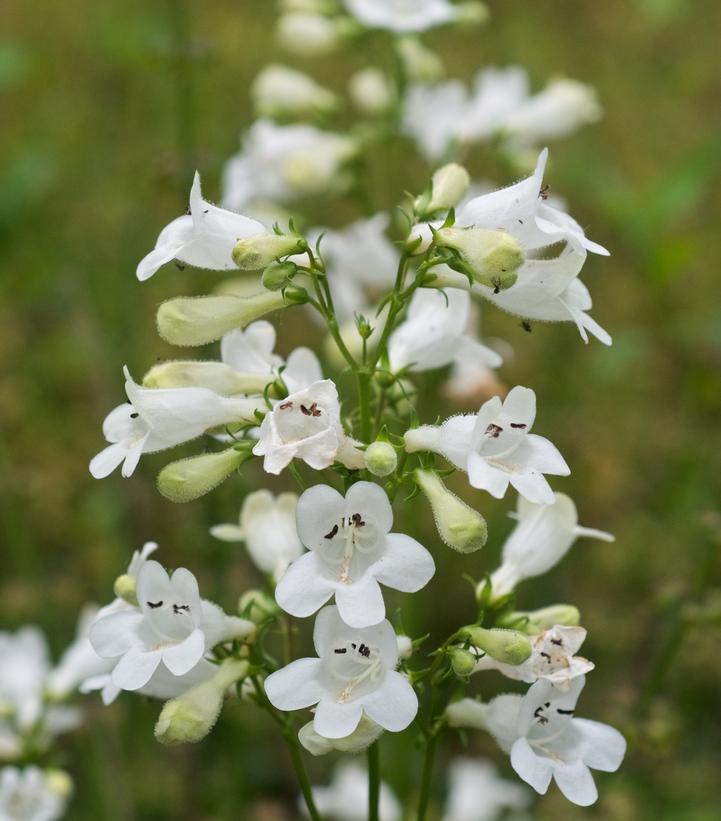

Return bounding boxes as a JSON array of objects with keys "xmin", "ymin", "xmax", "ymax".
[{"xmin": 147, "ymin": 600, "xmax": 163, "ymax": 609}]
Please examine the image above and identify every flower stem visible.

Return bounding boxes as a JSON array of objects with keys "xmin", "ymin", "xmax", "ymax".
[
  {"xmin": 357, "ymin": 369, "xmax": 373, "ymax": 443},
  {"xmin": 367, "ymin": 741, "xmax": 380, "ymax": 821},
  {"xmin": 416, "ymin": 731, "xmax": 438, "ymax": 821}
]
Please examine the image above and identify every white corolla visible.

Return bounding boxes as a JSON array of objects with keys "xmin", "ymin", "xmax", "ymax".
[
  {"xmin": 265, "ymin": 606, "xmax": 417, "ymax": 739},
  {"xmin": 441, "ymin": 758, "xmax": 530, "ymax": 821},
  {"xmin": 276, "ymin": 482, "xmax": 434, "ymax": 627},
  {"xmin": 343, "ymin": 0, "xmax": 460, "ymax": 33},
  {"xmin": 307, "ymin": 762, "xmax": 401, "ymax": 821}
]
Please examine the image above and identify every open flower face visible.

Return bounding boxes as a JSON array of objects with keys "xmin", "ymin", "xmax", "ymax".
[
  {"xmin": 0, "ymin": 766, "xmax": 67, "ymax": 821},
  {"xmin": 136, "ymin": 172, "xmax": 265, "ymax": 281},
  {"xmin": 343, "ymin": 0, "xmax": 459, "ymax": 33},
  {"xmin": 264, "ymin": 606, "xmax": 417, "ymax": 739},
  {"xmin": 276, "ymin": 482, "xmax": 434, "ymax": 627},
  {"xmin": 253, "ymin": 380, "xmax": 363, "ymax": 474}
]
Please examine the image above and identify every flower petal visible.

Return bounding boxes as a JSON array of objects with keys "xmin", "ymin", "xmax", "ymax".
[
  {"xmin": 264, "ymin": 658, "xmax": 324, "ymax": 711},
  {"xmin": 361, "ymin": 671, "xmax": 418, "ymax": 732},
  {"xmin": 89, "ymin": 611, "xmax": 143, "ymax": 658},
  {"xmin": 89, "ymin": 443, "xmax": 128, "ymax": 479},
  {"xmin": 296, "ymin": 484, "xmax": 346, "ymax": 551},
  {"xmin": 467, "ymin": 452, "xmax": 510, "ymax": 498},
  {"xmin": 313, "ymin": 696, "xmax": 363, "ymax": 739},
  {"xmin": 335, "ymin": 576, "xmax": 385, "ymax": 629},
  {"xmin": 373, "ymin": 533, "xmax": 435, "ymax": 593},
  {"xmin": 553, "ymin": 760, "xmax": 598, "ymax": 806},
  {"xmin": 508, "ymin": 472, "xmax": 556, "ymax": 505},
  {"xmin": 161, "ymin": 629, "xmax": 205, "ymax": 676},
  {"xmin": 510, "ymin": 737, "xmax": 554, "ymax": 795},
  {"xmin": 111, "ymin": 647, "xmax": 162, "ymax": 691},
  {"xmin": 573, "ymin": 718, "xmax": 627, "ymax": 772},
  {"xmin": 275, "ymin": 552, "xmax": 335, "ymax": 618},
  {"xmin": 345, "ymin": 481, "xmax": 394, "ymax": 534}
]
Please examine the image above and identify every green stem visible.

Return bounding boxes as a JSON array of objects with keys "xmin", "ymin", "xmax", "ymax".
[
  {"xmin": 285, "ymin": 730, "xmax": 323, "ymax": 821},
  {"xmin": 367, "ymin": 742, "xmax": 380, "ymax": 821},
  {"xmin": 357, "ymin": 369, "xmax": 373, "ymax": 443},
  {"xmin": 416, "ymin": 731, "xmax": 438, "ymax": 821}
]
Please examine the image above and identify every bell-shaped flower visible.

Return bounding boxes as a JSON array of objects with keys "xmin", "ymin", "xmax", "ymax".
[
  {"xmin": 210, "ymin": 490, "xmax": 303, "ymax": 579},
  {"xmin": 388, "ymin": 289, "xmax": 501, "ymax": 375},
  {"xmin": 342, "ymin": 0, "xmax": 459, "ymax": 33},
  {"xmin": 253, "ymin": 379, "xmax": 364, "ymax": 475},
  {"xmin": 441, "ymin": 758, "xmax": 531, "ymax": 821},
  {"xmin": 136, "ymin": 172, "xmax": 265, "ymax": 281},
  {"xmin": 307, "ymin": 762, "xmax": 401, "ymax": 821},
  {"xmin": 473, "ymin": 625, "xmax": 594, "ymax": 688},
  {"xmin": 275, "ymin": 482, "xmax": 434, "ymax": 628},
  {"xmin": 89, "ymin": 561, "xmax": 253, "ymax": 692},
  {"xmin": 0, "ymin": 766, "xmax": 69, "ymax": 821},
  {"xmin": 405, "ymin": 386, "xmax": 569, "ymax": 504},
  {"xmin": 264, "ymin": 605, "xmax": 417, "ymax": 739},
  {"xmin": 484, "ymin": 677, "xmax": 626, "ymax": 806},
  {"xmin": 489, "ymin": 493, "xmax": 614, "ymax": 598},
  {"xmin": 89, "ymin": 367, "xmax": 265, "ymax": 479}
]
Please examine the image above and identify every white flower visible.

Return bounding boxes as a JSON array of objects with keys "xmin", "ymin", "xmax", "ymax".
[
  {"xmin": 484, "ymin": 677, "xmax": 626, "ymax": 806},
  {"xmin": 503, "ymin": 79, "xmax": 602, "ymax": 149},
  {"xmin": 89, "ymin": 561, "xmax": 252, "ymax": 692},
  {"xmin": 89, "ymin": 367, "xmax": 264, "ymax": 479},
  {"xmin": 307, "ymin": 762, "xmax": 401, "ymax": 821},
  {"xmin": 442, "ymin": 758, "xmax": 531, "ymax": 821},
  {"xmin": 253, "ymin": 379, "xmax": 364, "ymax": 475},
  {"xmin": 210, "ymin": 490, "xmax": 303, "ymax": 579},
  {"xmin": 220, "ymin": 321, "xmax": 322, "ymax": 394},
  {"xmin": 135, "ymin": 172, "xmax": 265, "ymax": 281},
  {"xmin": 0, "ymin": 767, "xmax": 68, "ymax": 821},
  {"xmin": 405, "ymin": 386, "xmax": 569, "ymax": 504},
  {"xmin": 265, "ymin": 605, "xmax": 417, "ymax": 739},
  {"xmin": 473, "ymin": 625, "xmax": 594, "ymax": 688},
  {"xmin": 276, "ymin": 13, "xmax": 348, "ymax": 58},
  {"xmin": 276, "ymin": 482, "xmax": 434, "ymax": 628},
  {"xmin": 349, "ymin": 67, "xmax": 394, "ymax": 115},
  {"xmin": 462, "ymin": 66, "xmax": 530, "ymax": 142},
  {"xmin": 388, "ymin": 289, "xmax": 501, "ymax": 375},
  {"xmin": 490, "ymin": 493, "xmax": 614, "ymax": 598},
  {"xmin": 221, "ymin": 120, "xmax": 356, "ymax": 211},
  {"xmin": 251, "ymin": 64, "xmax": 336, "ymax": 118},
  {"xmin": 343, "ymin": 0, "xmax": 459, "ymax": 33},
  {"xmin": 403, "ymin": 81, "xmax": 468, "ymax": 162}
]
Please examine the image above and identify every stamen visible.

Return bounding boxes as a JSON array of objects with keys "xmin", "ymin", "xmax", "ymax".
[
  {"xmin": 300, "ymin": 402, "xmax": 322, "ymax": 417},
  {"xmin": 334, "ymin": 647, "xmax": 347, "ymax": 654},
  {"xmin": 484, "ymin": 423, "xmax": 503, "ymax": 438},
  {"xmin": 147, "ymin": 600, "xmax": 163, "ymax": 609},
  {"xmin": 540, "ymin": 651, "xmax": 552, "ymax": 663},
  {"xmin": 172, "ymin": 604, "xmax": 190, "ymax": 614},
  {"xmin": 550, "ymin": 638, "xmax": 563, "ymax": 646},
  {"xmin": 324, "ymin": 524, "xmax": 339, "ymax": 540},
  {"xmin": 130, "ymin": 412, "xmax": 139, "ymax": 419},
  {"xmin": 557, "ymin": 708, "xmax": 574, "ymax": 715},
  {"xmin": 279, "ymin": 401, "xmax": 293, "ymax": 410},
  {"xmin": 510, "ymin": 423, "xmax": 527, "ymax": 429}
]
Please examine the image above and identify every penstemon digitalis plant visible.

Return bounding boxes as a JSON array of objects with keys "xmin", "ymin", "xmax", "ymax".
[{"xmin": 75, "ymin": 1, "xmax": 628, "ymax": 818}]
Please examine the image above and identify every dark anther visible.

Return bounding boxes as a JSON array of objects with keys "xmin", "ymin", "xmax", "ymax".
[
  {"xmin": 522, "ymin": 320, "xmax": 532, "ymax": 333},
  {"xmin": 545, "ymin": 702, "xmax": 550, "ymax": 707},
  {"xmin": 175, "ymin": 261, "xmax": 186, "ymax": 270},
  {"xmin": 130, "ymin": 412, "xmax": 139, "ymax": 419},
  {"xmin": 540, "ymin": 652, "xmax": 552, "ymax": 663},
  {"xmin": 539, "ymin": 184, "xmax": 550, "ymax": 200},
  {"xmin": 324, "ymin": 524, "xmax": 339, "ymax": 540},
  {"xmin": 351, "ymin": 643, "xmax": 357, "ymax": 649},
  {"xmin": 550, "ymin": 638, "xmax": 563, "ymax": 646},
  {"xmin": 279, "ymin": 401, "xmax": 293, "ymax": 410},
  {"xmin": 185, "ymin": 206, "xmax": 191, "ymax": 215},
  {"xmin": 510, "ymin": 422, "xmax": 527, "ymax": 429},
  {"xmin": 358, "ymin": 643, "xmax": 371, "ymax": 658},
  {"xmin": 203, "ymin": 209, "xmax": 209, "ymax": 214},
  {"xmin": 484, "ymin": 423, "xmax": 503, "ymax": 438},
  {"xmin": 334, "ymin": 647, "xmax": 347, "ymax": 654},
  {"xmin": 518, "ymin": 219, "xmax": 524, "ymax": 224},
  {"xmin": 300, "ymin": 402, "xmax": 322, "ymax": 417},
  {"xmin": 491, "ymin": 276, "xmax": 501, "ymax": 295},
  {"xmin": 172, "ymin": 604, "xmax": 190, "ymax": 614},
  {"xmin": 557, "ymin": 708, "xmax": 575, "ymax": 715},
  {"xmin": 534, "ymin": 707, "xmax": 549, "ymax": 725},
  {"xmin": 351, "ymin": 513, "xmax": 366, "ymax": 528},
  {"xmin": 147, "ymin": 600, "xmax": 163, "ymax": 609}
]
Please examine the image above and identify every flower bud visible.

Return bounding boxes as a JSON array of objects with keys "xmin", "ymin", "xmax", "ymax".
[
  {"xmin": 396, "ymin": 635, "xmax": 413, "ymax": 660},
  {"xmin": 157, "ymin": 447, "xmax": 253, "ymax": 504},
  {"xmin": 496, "ymin": 605, "xmax": 581, "ymax": 634},
  {"xmin": 454, "ymin": 2, "xmax": 489, "ymax": 27},
  {"xmin": 113, "ymin": 573, "xmax": 138, "ymax": 606},
  {"xmin": 445, "ymin": 697, "xmax": 487, "ymax": 730},
  {"xmin": 276, "ymin": 13, "xmax": 352, "ymax": 58},
  {"xmin": 239, "ymin": 589, "xmax": 279, "ymax": 623},
  {"xmin": 298, "ymin": 715, "xmax": 383, "ymax": 756},
  {"xmin": 155, "ymin": 659, "xmax": 249, "ymax": 746},
  {"xmin": 349, "ymin": 68, "xmax": 394, "ymax": 115},
  {"xmin": 232, "ymin": 234, "xmax": 307, "ymax": 271},
  {"xmin": 157, "ymin": 291, "xmax": 291, "ymax": 347},
  {"xmin": 252, "ymin": 64, "xmax": 337, "ymax": 119},
  {"xmin": 423, "ymin": 164, "xmax": 470, "ymax": 214},
  {"xmin": 434, "ymin": 227, "xmax": 524, "ymax": 291},
  {"xmin": 415, "ymin": 469, "xmax": 487, "ymax": 553},
  {"xmin": 45, "ymin": 770, "xmax": 74, "ymax": 800},
  {"xmin": 396, "ymin": 36, "xmax": 444, "ymax": 82},
  {"xmin": 143, "ymin": 361, "xmax": 272, "ymax": 395},
  {"xmin": 364, "ymin": 441, "xmax": 398, "ymax": 477},
  {"xmin": 461, "ymin": 626, "xmax": 532, "ymax": 665},
  {"xmin": 449, "ymin": 647, "xmax": 476, "ymax": 678},
  {"xmin": 262, "ymin": 260, "xmax": 298, "ymax": 291}
]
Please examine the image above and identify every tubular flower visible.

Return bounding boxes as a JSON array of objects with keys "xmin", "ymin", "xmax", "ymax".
[{"xmin": 342, "ymin": 0, "xmax": 460, "ymax": 33}]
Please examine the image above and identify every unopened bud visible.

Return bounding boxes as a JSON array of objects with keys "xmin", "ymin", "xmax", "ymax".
[
  {"xmin": 113, "ymin": 574, "xmax": 138, "ymax": 606},
  {"xmin": 396, "ymin": 36, "xmax": 444, "ymax": 82},
  {"xmin": 233, "ymin": 233, "xmax": 307, "ymax": 271},
  {"xmin": 262, "ymin": 260, "xmax": 298, "ymax": 291},
  {"xmin": 299, "ymin": 715, "xmax": 383, "ymax": 756},
  {"xmin": 445, "ymin": 697, "xmax": 487, "ymax": 730},
  {"xmin": 349, "ymin": 67, "xmax": 394, "ymax": 115},
  {"xmin": 157, "ymin": 291, "xmax": 290, "ymax": 347},
  {"xmin": 497, "ymin": 605, "xmax": 581, "ymax": 634},
  {"xmin": 449, "ymin": 647, "xmax": 476, "ymax": 678},
  {"xmin": 415, "ymin": 469, "xmax": 487, "ymax": 553},
  {"xmin": 155, "ymin": 659, "xmax": 249, "ymax": 746},
  {"xmin": 364, "ymin": 441, "xmax": 398, "ymax": 477},
  {"xmin": 239, "ymin": 589, "xmax": 279, "ymax": 623},
  {"xmin": 158, "ymin": 447, "xmax": 253, "ymax": 504},
  {"xmin": 461, "ymin": 626, "xmax": 532, "ymax": 665},
  {"xmin": 454, "ymin": 2, "xmax": 489, "ymax": 26},
  {"xmin": 423, "ymin": 164, "xmax": 470, "ymax": 214},
  {"xmin": 434, "ymin": 227, "xmax": 524, "ymax": 291},
  {"xmin": 143, "ymin": 361, "xmax": 272, "ymax": 395},
  {"xmin": 396, "ymin": 635, "xmax": 413, "ymax": 660},
  {"xmin": 252, "ymin": 64, "xmax": 337, "ymax": 119},
  {"xmin": 44, "ymin": 770, "xmax": 73, "ymax": 800},
  {"xmin": 276, "ymin": 13, "xmax": 352, "ymax": 58}
]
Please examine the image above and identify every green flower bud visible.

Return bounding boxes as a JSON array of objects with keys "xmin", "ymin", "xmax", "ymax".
[
  {"xmin": 239, "ymin": 589, "xmax": 279, "ymax": 623},
  {"xmin": 157, "ymin": 291, "xmax": 290, "ymax": 347},
  {"xmin": 449, "ymin": 647, "xmax": 476, "ymax": 678},
  {"xmin": 461, "ymin": 626, "xmax": 532, "ymax": 665},
  {"xmin": 396, "ymin": 36, "xmax": 445, "ymax": 82},
  {"xmin": 434, "ymin": 226, "xmax": 524, "ymax": 291},
  {"xmin": 423, "ymin": 164, "xmax": 470, "ymax": 214},
  {"xmin": 157, "ymin": 447, "xmax": 253, "ymax": 504},
  {"xmin": 364, "ymin": 441, "xmax": 398, "ymax": 477},
  {"xmin": 232, "ymin": 233, "xmax": 307, "ymax": 271},
  {"xmin": 262, "ymin": 260, "xmax": 298, "ymax": 291},
  {"xmin": 445, "ymin": 697, "xmax": 487, "ymax": 730},
  {"xmin": 349, "ymin": 67, "xmax": 394, "ymax": 115},
  {"xmin": 454, "ymin": 1, "xmax": 489, "ymax": 27},
  {"xmin": 143, "ymin": 361, "xmax": 272, "ymax": 395},
  {"xmin": 113, "ymin": 573, "xmax": 138, "ymax": 606},
  {"xmin": 155, "ymin": 659, "xmax": 248, "ymax": 746},
  {"xmin": 415, "ymin": 469, "xmax": 487, "ymax": 553},
  {"xmin": 497, "ymin": 605, "xmax": 581, "ymax": 634},
  {"xmin": 44, "ymin": 770, "xmax": 74, "ymax": 800}
]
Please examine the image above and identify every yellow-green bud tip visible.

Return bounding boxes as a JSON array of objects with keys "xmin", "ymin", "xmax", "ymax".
[
  {"xmin": 415, "ymin": 469, "xmax": 487, "ymax": 553},
  {"xmin": 113, "ymin": 574, "xmax": 138, "ymax": 605},
  {"xmin": 364, "ymin": 441, "xmax": 398, "ymax": 477},
  {"xmin": 239, "ymin": 589, "xmax": 279, "ymax": 623},
  {"xmin": 232, "ymin": 234, "xmax": 307, "ymax": 271},
  {"xmin": 463, "ymin": 626, "xmax": 532, "ymax": 665},
  {"xmin": 449, "ymin": 647, "xmax": 476, "ymax": 678}
]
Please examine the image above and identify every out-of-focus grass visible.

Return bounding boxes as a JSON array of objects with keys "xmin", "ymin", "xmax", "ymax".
[{"xmin": 1, "ymin": 0, "xmax": 721, "ymax": 818}]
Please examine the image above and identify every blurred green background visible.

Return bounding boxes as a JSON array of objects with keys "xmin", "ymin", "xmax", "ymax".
[{"xmin": 2, "ymin": 0, "xmax": 721, "ymax": 818}]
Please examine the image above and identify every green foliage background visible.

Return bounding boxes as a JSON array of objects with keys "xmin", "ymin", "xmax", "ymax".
[{"xmin": 1, "ymin": 0, "xmax": 721, "ymax": 818}]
